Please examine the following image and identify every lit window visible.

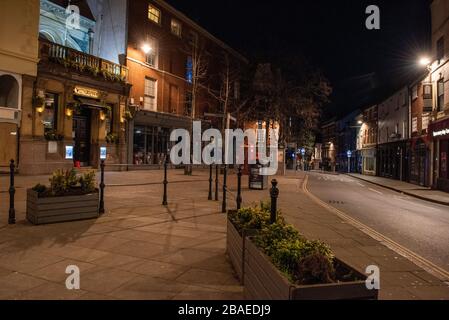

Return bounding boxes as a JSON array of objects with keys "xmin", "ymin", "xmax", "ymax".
[
  {"xmin": 412, "ymin": 85, "xmax": 418, "ymax": 100},
  {"xmin": 148, "ymin": 5, "xmax": 161, "ymax": 24},
  {"xmin": 43, "ymin": 93, "xmax": 58, "ymax": 133},
  {"xmin": 186, "ymin": 56, "xmax": 193, "ymax": 83},
  {"xmin": 145, "ymin": 39, "xmax": 158, "ymax": 67},
  {"xmin": 423, "ymin": 84, "xmax": 432, "ymax": 99},
  {"xmin": 144, "ymin": 78, "xmax": 157, "ymax": 111},
  {"xmin": 171, "ymin": 19, "xmax": 182, "ymax": 37}
]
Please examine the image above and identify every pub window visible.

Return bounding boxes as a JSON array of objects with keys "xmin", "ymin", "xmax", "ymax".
[
  {"xmin": 105, "ymin": 105, "xmax": 113, "ymax": 135},
  {"xmin": 148, "ymin": 4, "xmax": 161, "ymax": 24},
  {"xmin": 437, "ymin": 79, "xmax": 445, "ymax": 111},
  {"xmin": 437, "ymin": 36, "xmax": 445, "ymax": 62},
  {"xmin": 43, "ymin": 93, "xmax": 58, "ymax": 133},
  {"xmin": 171, "ymin": 19, "xmax": 182, "ymax": 37},
  {"xmin": 144, "ymin": 77, "xmax": 157, "ymax": 111}
]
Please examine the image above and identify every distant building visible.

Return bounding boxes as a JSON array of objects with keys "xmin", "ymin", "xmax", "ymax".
[
  {"xmin": 336, "ymin": 109, "xmax": 360, "ymax": 173},
  {"xmin": 426, "ymin": 0, "xmax": 449, "ymax": 192},
  {"xmin": 409, "ymin": 74, "xmax": 432, "ymax": 187},
  {"xmin": 358, "ymin": 105, "xmax": 378, "ymax": 176},
  {"xmin": 321, "ymin": 120, "xmax": 337, "ymax": 171},
  {"xmin": 377, "ymin": 87, "xmax": 409, "ymax": 181}
]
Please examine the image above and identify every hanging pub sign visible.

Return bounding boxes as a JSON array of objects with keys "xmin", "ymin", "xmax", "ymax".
[
  {"xmin": 100, "ymin": 147, "xmax": 107, "ymax": 160},
  {"xmin": 73, "ymin": 86, "xmax": 100, "ymax": 99}
]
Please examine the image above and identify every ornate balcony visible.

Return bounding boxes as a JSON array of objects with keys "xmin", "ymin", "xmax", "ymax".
[{"xmin": 39, "ymin": 39, "xmax": 128, "ymax": 83}]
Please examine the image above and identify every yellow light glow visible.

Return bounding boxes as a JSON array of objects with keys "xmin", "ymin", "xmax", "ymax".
[
  {"xmin": 66, "ymin": 108, "xmax": 73, "ymax": 117},
  {"xmin": 100, "ymin": 110, "xmax": 106, "ymax": 121},
  {"xmin": 419, "ymin": 57, "xmax": 431, "ymax": 66},
  {"xmin": 142, "ymin": 44, "xmax": 152, "ymax": 54},
  {"xmin": 36, "ymin": 106, "xmax": 44, "ymax": 114}
]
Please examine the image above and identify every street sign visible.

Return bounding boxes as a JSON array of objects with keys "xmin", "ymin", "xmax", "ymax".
[
  {"xmin": 347, "ymin": 150, "xmax": 352, "ymax": 158},
  {"xmin": 300, "ymin": 148, "xmax": 306, "ymax": 156},
  {"xmin": 100, "ymin": 147, "xmax": 107, "ymax": 160}
]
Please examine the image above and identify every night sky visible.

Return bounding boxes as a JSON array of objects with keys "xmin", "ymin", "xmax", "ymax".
[{"xmin": 166, "ymin": 0, "xmax": 431, "ymax": 119}]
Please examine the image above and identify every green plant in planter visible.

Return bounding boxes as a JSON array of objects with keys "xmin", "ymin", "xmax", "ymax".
[
  {"xmin": 32, "ymin": 183, "xmax": 47, "ymax": 194},
  {"xmin": 49, "ymin": 169, "xmax": 78, "ymax": 196},
  {"xmin": 296, "ymin": 252, "xmax": 335, "ymax": 285},
  {"xmin": 228, "ymin": 206, "xmax": 272, "ymax": 233},
  {"xmin": 44, "ymin": 130, "xmax": 64, "ymax": 141},
  {"xmin": 79, "ymin": 171, "xmax": 96, "ymax": 193}
]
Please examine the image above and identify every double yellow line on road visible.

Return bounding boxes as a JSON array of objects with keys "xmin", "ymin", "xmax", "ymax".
[{"xmin": 302, "ymin": 174, "xmax": 449, "ymax": 282}]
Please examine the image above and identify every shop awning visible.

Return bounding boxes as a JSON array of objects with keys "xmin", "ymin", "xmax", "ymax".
[{"xmin": 76, "ymin": 97, "xmax": 107, "ymax": 110}]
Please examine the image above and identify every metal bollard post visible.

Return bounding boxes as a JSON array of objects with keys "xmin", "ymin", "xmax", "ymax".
[
  {"xmin": 270, "ymin": 179, "xmax": 279, "ymax": 224},
  {"xmin": 215, "ymin": 164, "xmax": 219, "ymax": 201},
  {"xmin": 208, "ymin": 164, "xmax": 213, "ymax": 200},
  {"xmin": 236, "ymin": 165, "xmax": 242, "ymax": 210},
  {"xmin": 8, "ymin": 159, "xmax": 16, "ymax": 224},
  {"xmin": 222, "ymin": 165, "xmax": 227, "ymax": 213},
  {"xmin": 99, "ymin": 160, "xmax": 105, "ymax": 214},
  {"xmin": 162, "ymin": 158, "xmax": 168, "ymax": 206}
]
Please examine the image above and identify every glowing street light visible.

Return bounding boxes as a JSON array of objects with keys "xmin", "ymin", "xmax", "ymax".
[
  {"xmin": 142, "ymin": 44, "xmax": 152, "ymax": 54},
  {"xmin": 419, "ymin": 57, "xmax": 431, "ymax": 66}
]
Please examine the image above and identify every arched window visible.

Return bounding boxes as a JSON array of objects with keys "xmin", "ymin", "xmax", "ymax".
[{"xmin": 0, "ymin": 75, "xmax": 19, "ymax": 109}]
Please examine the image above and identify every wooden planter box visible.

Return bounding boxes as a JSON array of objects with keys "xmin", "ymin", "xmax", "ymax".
[
  {"xmin": 243, "ymin": 238, "xmax": 378, "ymax": 300},
  {"xmin": 226, "ymin": 212, "xmax": 257, "ymax": 284},
  {"xmin": 27, "ymin": 189, "xmax": 99, "ymax": 225}
]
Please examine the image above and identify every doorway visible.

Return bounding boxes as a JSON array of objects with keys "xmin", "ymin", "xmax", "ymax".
[{"xmin": 73, "ymin": 108, "xmax": 91, "ymax": 166}]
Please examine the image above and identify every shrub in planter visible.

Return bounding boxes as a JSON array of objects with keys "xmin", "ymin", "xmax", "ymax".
[{"xmin": 27, "ymin": 169, "xmax": 99, "ymax": 225}]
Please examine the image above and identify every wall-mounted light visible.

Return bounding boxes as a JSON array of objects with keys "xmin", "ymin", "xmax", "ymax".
[
  {"xmin": 100, "ymin": 110, "xmax": 106, "ymax": 121},
  {"xmin": 66, "ymin": 108, "xmax": 73, "ymax": 118},
  {"xmin": 36, "ymin": 106, "xmax": 44, "ymax": 114},
  {"xmin": 142, "ymin": 44, "xmax": 152, "ymax": 54}
]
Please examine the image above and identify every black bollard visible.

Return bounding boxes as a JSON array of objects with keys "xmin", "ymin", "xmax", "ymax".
[
  {"xmin": 208, "ymin": 164, "xmax": 213, "ymax": 200},
  {"xmin": 236, "ymin": 165, "xmax": 242, "ymax": 210},
  {"xmin": 214, "ymin": 164, "xmax": 219, "ymax": 201},
  {"xmin": 99, "ymin": 160, "xmax": 105, "ymax": 214},
  {"xmin": 8, "ymin": 159, "xmax": 15, "ymax": 224},
  {"xmin": 162, "ymin": 157, "xmax": 168, "ymax": 206},
  {"xmin": 270, "ymin": 179, "xmax": 279, "ymax": 224},
  {"xmin": 222, "ymin": 165, "xmax": 227, "ymax": 213}
]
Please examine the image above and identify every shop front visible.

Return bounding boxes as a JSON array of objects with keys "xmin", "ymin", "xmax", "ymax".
[
  {"xmin": 377, "ymin": 141, "xmax": 409, "ymax": 181},
  {"xmin": 429, "ymin": 117, "xmax": 449, "ymax": 192},
  {"xmin": 409, "ymin": 137, "xmax": 431, "ymax": 187},
  {"xmin": 361, "ymin": 148, "xmax": 376, "ymax": 176},
  {"xmin": 128, "ymin": 110, "xmax": 192, "ymax": 168}
]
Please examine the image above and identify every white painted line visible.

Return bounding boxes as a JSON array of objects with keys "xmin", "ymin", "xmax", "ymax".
[
  {"xmin": 357, "ymin": 182, "xmax": 365, "ymax": 187},
  {"xmin": 369, "ymin": 188, "xmax": 383, "ymax": 195}
]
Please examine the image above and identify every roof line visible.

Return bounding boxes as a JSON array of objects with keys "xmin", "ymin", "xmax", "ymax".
[{"xmin": 153, "ymin": 0, "xmax": 248, "ymax": 63}]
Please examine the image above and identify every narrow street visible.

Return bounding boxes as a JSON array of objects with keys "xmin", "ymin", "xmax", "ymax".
[{"xmin": 306, "ymin": 172, "xmax": 449, "ymax": 276}]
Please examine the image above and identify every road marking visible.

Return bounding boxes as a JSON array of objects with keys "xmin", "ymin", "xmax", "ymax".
[
  {"xmin": 368, "ymin": 188, "xmax": 383, "ymax": 195},
  {"xmin": 302, "ymin": 174, "xmax": 449, "ymax": 282},
  {"xmin": 357, "ymin": 182, "xmax": 365, "ymax": 187}
]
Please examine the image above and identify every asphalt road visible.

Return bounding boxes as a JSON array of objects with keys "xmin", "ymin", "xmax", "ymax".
[{"xmin": 306, "ymin": 172, "xmax": 449, "ymax": 274}]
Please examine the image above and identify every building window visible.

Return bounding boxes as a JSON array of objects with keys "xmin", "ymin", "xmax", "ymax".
[
  {"xmin": 144, "ymin": 39, "xmax": 158, "ymax": 68},
  {"xmin": 437, "ymin": 36, "xmax": 445, "ymax": 62},
  {"xmin": 185, "ymin": 91, "xmax": 192, "ymax": 116},
  {"xmin": 133, "ymin": 126, "xmax": 171, "ymax": 165},
  {"xmin": 412, "ymin": 85, "xmax": 418, "ymax": 100},
  {"xmin": 105, "ymin": 105, "xmax": 113, "ymax": 135},
  {"xmin": 437, "ymin": 79, "xmax": 444, "ymax": 111},
  {"xmin": 423, "ymin": 84, "xmax": 432, "ymax": 99},
  {"xmin": 169, "ymin": 84, "xmax": 178, "ymax": 113},
  {"xmin": 171, "ymin": 19, "xmax": 182, "ymax": 37},
  {"xmin": 148, "ymin": 5, "xmax": 161, "ymax": 24},
  {"xmin": 144, "ymin": 78, "xmax": 157, "ymax": 111},
  {"xmin": 43, "ymin": 93, "xmax": 58, "ymax": 133},
  {"xmin": 186, "ymin": 56, "xmax": 193, "ymax": 83}
]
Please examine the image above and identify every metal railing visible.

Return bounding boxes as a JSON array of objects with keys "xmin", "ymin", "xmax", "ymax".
[{"xmin": 39, "ymin": 39, "xmax": 129, "ymax": 82}]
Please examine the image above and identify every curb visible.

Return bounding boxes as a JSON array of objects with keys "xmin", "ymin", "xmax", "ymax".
[{"xmin": 347, "ymin": 174, "xmax": 449, "ymax": 207}]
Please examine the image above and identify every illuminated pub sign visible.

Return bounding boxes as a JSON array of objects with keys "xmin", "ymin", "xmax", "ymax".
[
  {"xmin": 429, "ymin": 118, "xmax": 449, "ymax": 138},
  {"xmin": 73, "ymin": 86, "xmax": 100, "ymax": 99}
]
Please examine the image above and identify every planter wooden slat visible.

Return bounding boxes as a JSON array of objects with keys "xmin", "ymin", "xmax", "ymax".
[
  {"xmin": 26, "ymin": 189, "xmax": 99, "ymax": 225},
  {"xmin": 244, "ymin": 237, "xmax": 291, "ymax": 300},
  {"xmin": 243, "ymin": 237, "xmax": 378, "ymax": 300}
]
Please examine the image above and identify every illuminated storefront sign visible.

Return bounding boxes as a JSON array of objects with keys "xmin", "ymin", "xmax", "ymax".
[
  {"xmin": 433, "ymin": 128, "xmax": 449, "ymax": 137},
  {"xmin": 73, "ymin": 86, "xmax": 100, "ymax": 99}
]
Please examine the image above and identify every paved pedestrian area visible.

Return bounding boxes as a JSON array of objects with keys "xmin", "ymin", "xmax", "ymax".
[
  {"xmin": 1, "ymin": 169, "xmax": 449, "ymax": 299},
  {"xmin": 243, "ymin": 171, "xmax": 449, "ymax": 300},
  {"xmin": 0, "ymin": 169, "xmax": 243, "ymax": 299},
  {"xmin": 347, "ymin": 173, "xmax": 449, "ymax": 206}
]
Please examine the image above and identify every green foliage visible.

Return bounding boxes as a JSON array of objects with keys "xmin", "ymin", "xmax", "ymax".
[
  {"xmin": 228, "ymin": 205, "xmax": 272, "ymax": 233},
  {"xmin": 44, "ymin": 130, "xmax": 64, "ymax": 141},
  {"xmin": 79, "ymin": 171, "xmax": 96, "ymax": 193},
  {"xmin": 49, "ymin": 169, "xmax": 78, "ymax": 196},
  {"xmin": 32, "ymin": 183, "xmax": 47, "ymax": 194},
  {"xmin": 105, "ymin": 133, "xmax": 119, "ymax": 144}
]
